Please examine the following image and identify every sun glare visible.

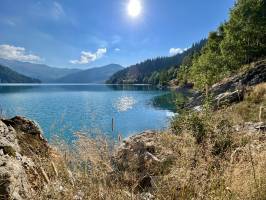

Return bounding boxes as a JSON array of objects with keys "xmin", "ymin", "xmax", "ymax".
[{"xmin": 127, "ymin": 0, "xmax": 142, "ymax": 17}]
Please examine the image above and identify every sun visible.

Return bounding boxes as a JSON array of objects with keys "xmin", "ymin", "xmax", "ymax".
[{"xmin": 127, "ymin": 0, "xmax": 142, "ymax": 17}]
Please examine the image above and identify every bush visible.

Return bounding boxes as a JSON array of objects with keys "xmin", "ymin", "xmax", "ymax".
[
  {"xmin": 188, "ymin": 114, "xmax": 208, "ymax": 144},
  {"xmin": 171, "ymin": 111, "xmax": 209, "ymax": 144},
  {"xmin": 211, "ymin": 120, "xmax": 233, "ymax": 157}
]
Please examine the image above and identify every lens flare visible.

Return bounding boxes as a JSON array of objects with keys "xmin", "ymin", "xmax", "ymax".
[{"xmin": 127, "ymin": 0, "xmax": 142, "ymax": 17}]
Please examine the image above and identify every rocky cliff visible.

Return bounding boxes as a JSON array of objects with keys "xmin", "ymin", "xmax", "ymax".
[
  {"xmin": 186, "ymin": 60, "xmax": 266, "ymax": 110},
  {"xmin": 0, "ymin": 116, "xmax": 66, "ymax": 200}
]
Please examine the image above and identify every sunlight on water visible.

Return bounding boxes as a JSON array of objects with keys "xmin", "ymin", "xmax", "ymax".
[
  {"xmin": 0, "ymin": 85, "xmax": 173, "ymax": 140},
  {"xmin": 114, "ymin": 96, "xmax": 137, "ymax": 112}
]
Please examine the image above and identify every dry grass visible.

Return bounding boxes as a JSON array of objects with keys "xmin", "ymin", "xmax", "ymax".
[
  {"xmin": 246, "ymin": 83, "xmax": 266, "ymax": 104},
  {"xmin": 37, "ymin": 133, "xmax": 132, "ymax": 200},
  {"xmin": 218, "ymin": 83, "xmax": 266, "ymax": 123},
  {"xmin": 35, "ymin": 84, "xmax": 266, "ymax": 199}
]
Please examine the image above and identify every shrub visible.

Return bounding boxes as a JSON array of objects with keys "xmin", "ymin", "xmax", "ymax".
[
  {"xmin": 171, "ymin": 111, "xmax": 209, "ymax": 144},
  {"xmin": 211, "ymin": 120, "xmax": 233, "ymax": 157},
  {"xmin": 188, "ymin": 114, "xmax": 208, "ymax": 144}
]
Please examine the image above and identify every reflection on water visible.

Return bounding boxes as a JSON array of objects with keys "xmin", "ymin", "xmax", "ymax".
[
  {"xmin": 152, "ymin": 91, "xmax": 192, "ymax": 112},
  {"xmin": 0, "ymin": 84, "xmax": 174, "ymax": 141},
  {"xmin": 114, "ymin": 96, "xmax": 137, "ymax": 112},
  {"xmin": 0, "ymin": 84, "xmax": 159, "ymax": 94}
]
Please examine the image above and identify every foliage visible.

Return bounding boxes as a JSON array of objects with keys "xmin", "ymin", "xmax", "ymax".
[
  {"xmin": 36, "ymin": 84, "xmax": 266, "ymax": 200},
  {"xmin": 108, "ymin": 0, "xmax": 266, "ymax": 90},
  {"xmin": 212, "ymin": 119, "xmax": 233, "ymax": 156},
  {"xmin": 107, "ymin": 40, "xmax": 206, "ymax": 85},
  {"xmin": 171, "ymin": 110, "xmax": 209, "ymax": 144},
  {"xmin": 177, "ymin": 53, "xmax": 197, "ymax": 86},
  {"xmin": 188, "ymin": 0, "xmax": 266, "ymax": 92},
  {"xmin": 221, "ymin": 0, "xmax": 266, "ymax": 69},
  {"xmin": 189, "ymin": 30, "xmax": 227, "ymax": 92}
]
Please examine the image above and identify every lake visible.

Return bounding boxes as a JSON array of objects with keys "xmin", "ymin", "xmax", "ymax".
[{"xmin": 0, "ymin": 84, "xmax": 174, "ymax": 141}]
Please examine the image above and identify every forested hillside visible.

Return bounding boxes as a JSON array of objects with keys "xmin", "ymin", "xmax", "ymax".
[
  {"xmin": 179, "ymin": 0, "xmax": 266, "ymax": 93},
  {"xmin": 106, "ymin": 39, "xmax": 206, "ymax": 84},
  {"xmin": 108, "ymin": 0, "xmax": 265, "ymax": 89},
  {"xmin": 0, "ymin": 64, "xmax": 41, "ymax": 83}
]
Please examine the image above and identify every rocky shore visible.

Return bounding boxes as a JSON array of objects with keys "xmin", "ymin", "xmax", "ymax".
[{"xmin": 1, "ymin": 115, "xmax": 265, "ymax": 199}]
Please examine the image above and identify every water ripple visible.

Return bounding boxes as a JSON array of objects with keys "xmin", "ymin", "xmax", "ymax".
[{"xmin": 114, "ymin": 96, "xmax": 137, "ymax": 112}]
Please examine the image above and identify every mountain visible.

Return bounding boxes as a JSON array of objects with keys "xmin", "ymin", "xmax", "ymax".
[
  {"xmin": 56, "ymin": 64, "xmax": 124, "ymax": 83},
  {"xmin": 106, "ymin": 39, "xmax": 206, "ymax": 84},
  {"xmin": 0, "ymin": 59, "xmax": 81, "ymax": 83},
  {"xmin": 0, "ymin": 64, "xmax": 41, "ymax": 83}
]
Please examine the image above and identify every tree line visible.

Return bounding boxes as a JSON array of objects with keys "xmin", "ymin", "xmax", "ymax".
[
  {"xmin": 108, "ymin": 0, "xmax": 265, "ymax": 90},
  {"xmin": 179, "ymin": 0, "xmax": 266, "ymax": 93}
]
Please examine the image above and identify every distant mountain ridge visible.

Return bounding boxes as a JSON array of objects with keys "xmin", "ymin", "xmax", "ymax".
[
  {"xmin": 0, "ymin": 64, "xmax": 41, "ymax": 83},
  {"xmin": 0, "ymin": 59, "xmax": 81, "ymax": 83},
  {"xmin": 107, "ymin": 39, "xmax": 206, "ymax": 84},
  {"xmin": 56, "ymin": 64, "xmax": 124, "ymax": 83}
]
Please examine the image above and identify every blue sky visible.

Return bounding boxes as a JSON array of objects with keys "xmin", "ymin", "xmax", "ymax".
[{"xmin": 0, "ymin": 0, "xmax": 235, "ymax": 69}]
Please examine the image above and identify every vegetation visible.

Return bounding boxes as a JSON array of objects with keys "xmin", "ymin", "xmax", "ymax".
[
  {"xmin": 2, "ymin": 0, "xmax": 265, "ymax": 199},
  {"xmin": 40, "ymin": 0, "xmax": 266, "ymax": 196},
  {"xmin": 188, "ymin": 0, "xmax": 266, "ymax": 93},
  {"xmin": 106, "ymin": 39, "xmax": 206, "ymax": 85},
  {"xmin": 37, "ymin": 83, "xmax": 266, "ymax": 199},
  {"xmin": 0, "ymin": 64, "xmax": 41, "ymax": 83},
  {"xmin": 108, "ymin": 0, "xmax": 266, "ymax": 93}
]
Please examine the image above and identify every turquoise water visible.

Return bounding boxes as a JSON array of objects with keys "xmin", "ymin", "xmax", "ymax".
[{"xmin": 0, "ymin": 84, "xmax": 174, "ymax": 141}]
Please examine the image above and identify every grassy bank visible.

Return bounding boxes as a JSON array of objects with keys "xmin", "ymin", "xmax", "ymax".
[{"xmin": 37, "ymin": 83, "xmax": 265, "ymax": 200}]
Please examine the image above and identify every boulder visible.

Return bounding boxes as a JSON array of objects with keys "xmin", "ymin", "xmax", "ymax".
[
  {"xmin": 0, "ymin": 116, "xmax": 59, "ymax": 200},
  {"xmin": 234, "ymin": 122, "xmax": 266, "ymax": 133},
  {"xmin": 112, "ymin": 131, "xmax": 175, "ymax": 192}
]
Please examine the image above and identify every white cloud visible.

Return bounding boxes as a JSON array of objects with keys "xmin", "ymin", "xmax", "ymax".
[
  {"xmin": 70, "ymin": 48, "xmax": 107, "ymax": 64},
  {"xmin": 169, "ymin": 48, "xmax": 185, "ymax": 56},
  {"xmin": 115, "ymin": 48, "xmax": 121, "ymax": 52},
  {"xmin": 0, "ymin": 44, "xmax": 41, "ymax": 62}
]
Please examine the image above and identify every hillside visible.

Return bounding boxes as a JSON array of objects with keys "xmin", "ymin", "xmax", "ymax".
[
  {"xmin": 0, "ymin": 59, "xmax": 80, "ymax": 83},
  {"xmin": 56, "ymin": 64, "xmax": 124, "ymax": 83},
  {"xmin": 106, "ymin": 39, "xmax": 206, "ymax": 84},
  {"xmin": 0, "ymin": 64, "xmax": 41, "ymax": 83},
  {"xmin": 178, "ymin": 0, "xmax": 266, "ymax": 93}
]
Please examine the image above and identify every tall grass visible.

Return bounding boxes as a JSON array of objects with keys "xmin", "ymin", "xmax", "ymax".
[{"xmin": 36, "ymin": 84, "xmax": 266, "ymax": 199}]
